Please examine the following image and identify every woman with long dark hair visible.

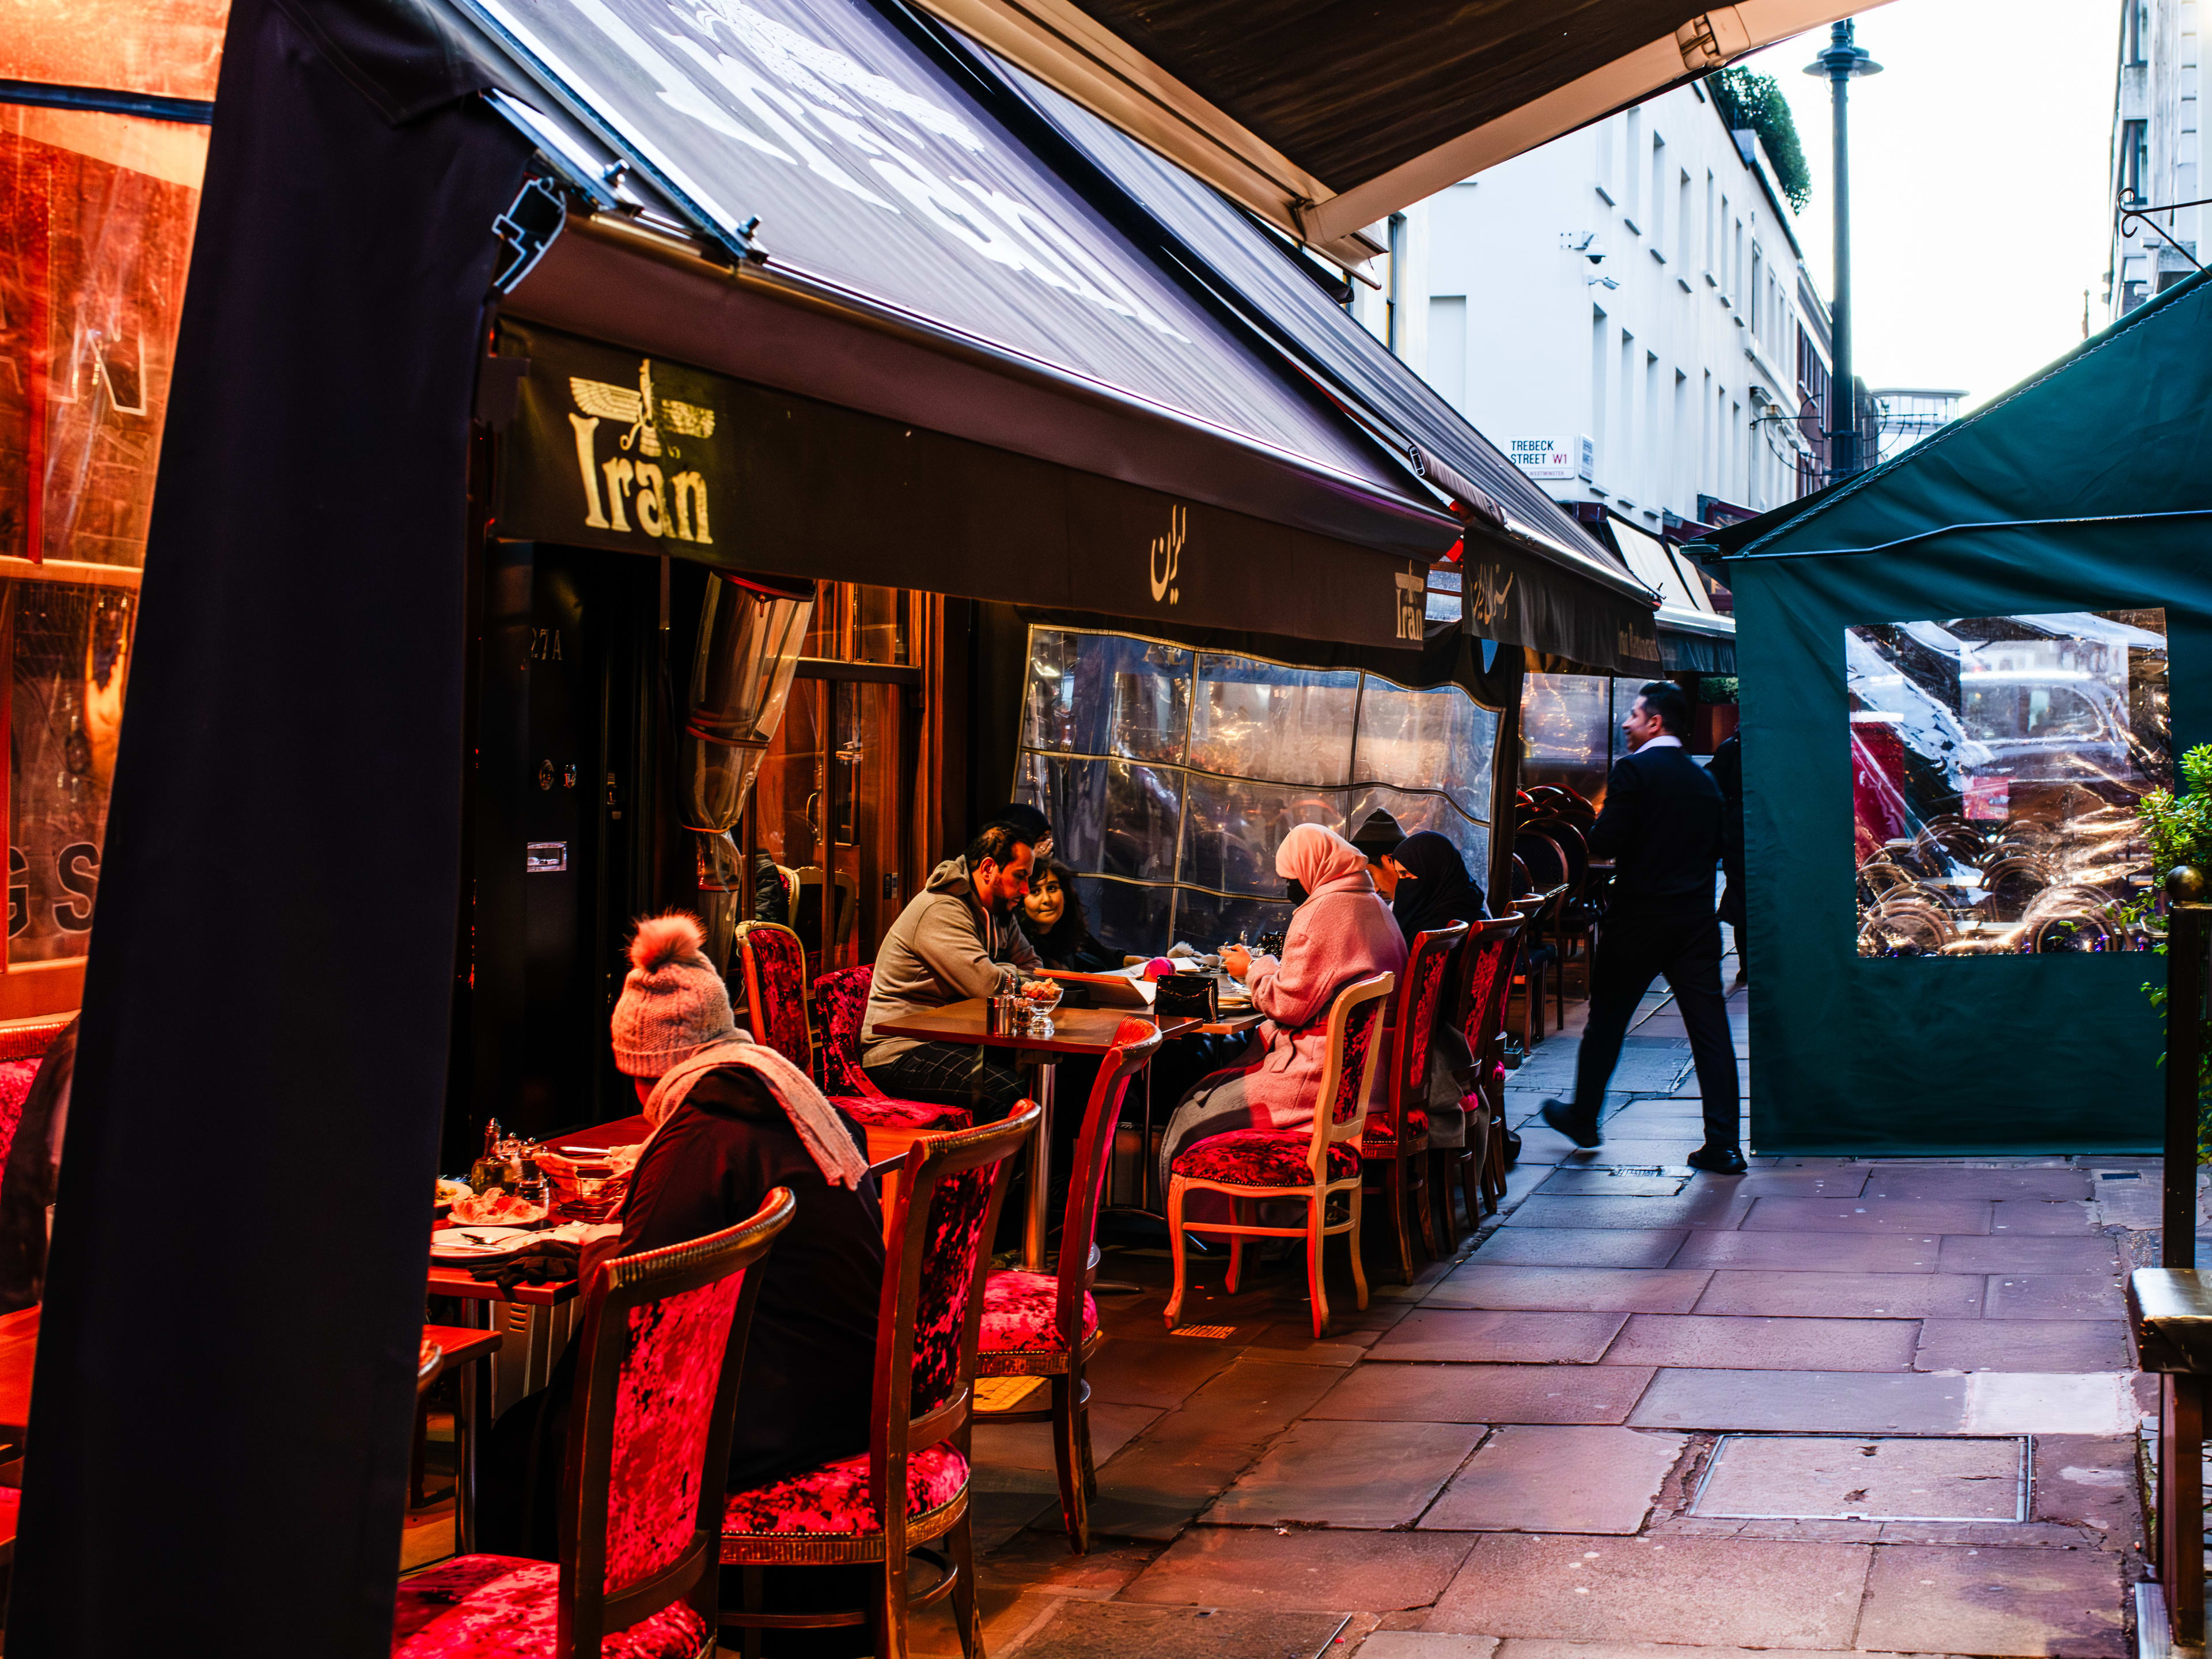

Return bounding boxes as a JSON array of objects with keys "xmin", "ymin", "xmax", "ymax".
[{"xmin": 1018, "ymin": 861, "xmax": 1116, "ymax": 972}]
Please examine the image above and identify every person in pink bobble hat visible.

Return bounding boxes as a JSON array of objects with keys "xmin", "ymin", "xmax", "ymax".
[{"xmin": 482, "ymin": 912, "xmax": 885, "ymax": 1569}]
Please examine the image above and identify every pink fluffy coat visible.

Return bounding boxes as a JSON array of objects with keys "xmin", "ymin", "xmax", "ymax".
[{"xmin": 1237, "ymin": 885, "xmax": 1407, "ymax": 1131}]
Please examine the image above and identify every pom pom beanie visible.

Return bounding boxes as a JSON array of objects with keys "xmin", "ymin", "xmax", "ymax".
[{"xmin": 610, "ymin": 914, "xmax": 739, "ymax": 1077}]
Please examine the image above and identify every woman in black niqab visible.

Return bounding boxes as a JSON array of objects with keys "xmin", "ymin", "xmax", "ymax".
[{"xmin": 1389, "ymin": 831, "xmax": 1487, "ymax": 944}]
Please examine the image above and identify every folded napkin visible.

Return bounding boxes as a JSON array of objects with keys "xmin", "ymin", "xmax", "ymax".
[{"xmin": 465, "ymin": 1223, "xmax": 622, "ymax": 1298}]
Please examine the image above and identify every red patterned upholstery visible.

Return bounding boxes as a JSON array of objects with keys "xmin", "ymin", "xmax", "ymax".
[
  {"xmin": 1400, "ymin": 944, "xmax": 1452, "ymax": 1102},
  {"xmin": 810, "ymin": 967, "xmax": 877, "ymax": 1096},
  {"xmin": 604, "ymin": 1272, "xmax": 747, "ymax": 1593},
  {"xmin": 834, "ymin": 1097, "xmax": 971, "ymax": 1132},
  {"xmin": 1328, "ymin": 997, "xmax": 1383, "ymax": 1126},
  {"xmin": 391, "ymin": 1556, "xmax": 709, "ymax": 1658},
  {"xmin": 911, "ymin": 1166, "xmax": 991, "ymax": 1415},
  {"xmin": 1361, "ymin": 1105, "xmax": 1430, "ymax": 1145},
  {"xmin": 1462, "ymin": 930, "xmax": 1518, "ymax": 1056},
  {"xmin": 1172, "ymin": 1128, "xmax": 1361, "ymax": 1188},
  {"xmin": 0, "ymin": 1485, "xmax": 16, "ymax": 1539},
  {"xmin": 978, "ymin": 1269, "xmax": 1097, "ymax": 1354},
  {"xmin": 736, "ymin": 924, "xmax": 812, "ymax": 1071},
  {"xmin": 721, "ymin": 1444, "xmax": 969, "ymax": 1539},
  {"xmin": 0, "ymin": 1058, "xmax": 39, "ymax": 1173}
]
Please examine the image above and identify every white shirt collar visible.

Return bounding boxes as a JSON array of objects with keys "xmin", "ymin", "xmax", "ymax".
[{"xmin": 1638, "ymin": 734, "xmax": 1684, "ymax": 749}]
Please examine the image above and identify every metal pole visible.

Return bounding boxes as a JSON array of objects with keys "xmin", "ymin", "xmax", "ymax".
[
  {"xmin": 2165, "ymin": 876, "xmax": 2209, "ymax": 1268},
  {"xmin": 1827, "ymin": 25, "xmax": 1856, "ymax": 479}
]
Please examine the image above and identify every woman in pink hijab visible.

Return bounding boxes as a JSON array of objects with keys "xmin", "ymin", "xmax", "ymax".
[{"xmin": 1158, "ymin": 823, "xmax": 1408, "ymax": 1199}]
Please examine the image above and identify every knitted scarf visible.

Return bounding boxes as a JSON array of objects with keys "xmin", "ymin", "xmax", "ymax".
[{"xmin": 641, "ymin": 1031, "xmax": 872, "ymax": 1190}]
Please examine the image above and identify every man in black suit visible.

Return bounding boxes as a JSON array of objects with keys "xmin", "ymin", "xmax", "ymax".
[{"xmin": 1542, "ymin": 682, "xmax": 1744, "ymax": 1174}]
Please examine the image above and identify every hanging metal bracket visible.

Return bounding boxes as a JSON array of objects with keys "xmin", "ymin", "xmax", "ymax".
[{"xmin": 2118, "ymin": 190, "xmax": 2207, "ymax": 271}]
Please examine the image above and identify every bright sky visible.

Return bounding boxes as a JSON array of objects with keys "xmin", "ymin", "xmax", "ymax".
[{"xmin": 1743, "ymin": 0, "xmax": 2113, "ymax": 411}]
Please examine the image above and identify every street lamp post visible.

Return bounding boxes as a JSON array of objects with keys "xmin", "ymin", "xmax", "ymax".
[{"xmin": 1806, "ymin": 21, "xmax": 1881, "ymax": 480}]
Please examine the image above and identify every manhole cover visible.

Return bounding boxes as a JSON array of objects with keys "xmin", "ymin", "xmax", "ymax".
[{"xmin": 1691, "ymin": 1434, "xmax": 2028, "ymax": 1521}]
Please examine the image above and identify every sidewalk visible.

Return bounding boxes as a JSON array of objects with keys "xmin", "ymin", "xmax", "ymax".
[{"xmin": 930, "ymin": 953, "xmax": 2152, "ymax": 1659}]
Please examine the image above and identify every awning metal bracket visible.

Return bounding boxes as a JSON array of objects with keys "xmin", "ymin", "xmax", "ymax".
[
  {"xmin": 2118, "ymin": 189, "xmax": 2207, "ymax": 271},
  {"xmin": 490, "ymin": 176, "xmax": 568, "ymax": 295}
]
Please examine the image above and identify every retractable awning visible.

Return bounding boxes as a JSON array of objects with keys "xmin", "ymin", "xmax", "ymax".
[
  {"xmin": 897, "ymin": 0, "xmax": 1889, "ymax": 264},
  {"xmin": 950, "ymin": 50, "xmax": 1663, "ymax": 672},
  {"xmin": 450, "ymin": 0, "xmax": 1478, "ymax": 645},
  {"xmin": 1602, "ymin": 510, "xmax": 1734, "ymax": 672}
]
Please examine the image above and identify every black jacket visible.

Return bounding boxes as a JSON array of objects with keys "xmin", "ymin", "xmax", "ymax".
[{"xmin": 1587, "ymin": 742, "xmax": 1725, "ymax": 912}]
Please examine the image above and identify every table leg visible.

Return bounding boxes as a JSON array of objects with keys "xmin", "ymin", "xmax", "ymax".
[
  {"xmin": 1026, "ymin": 1059, "xmax": 1056, "ymax": 1271},
  {"xmin": 2163, "ymin": 1372, "xmax": 2205, "ymax": 1645},
  {"xmin": 457, "ymin": 1351, "xmax": 486, "ymax": 1556}
]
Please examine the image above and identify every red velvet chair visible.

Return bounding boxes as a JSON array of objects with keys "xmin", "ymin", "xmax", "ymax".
[
  {"xmin": 718, "ymin": 1104, "xmax": 1039, "ymax": 1659},
  {"xmin": 977, "ymin": 1019, "xmax": 1160, "ymax": 1554},
  {"xmin": 392, "ymin": 1190, "xmax": 797, "ymax": 1659},
  {"xmin": 1435, "ymin": 916, "xmax": 1526, "ymax": 1230},
  {"xmin": 1165, "ymin": 973, "xmax": 1394, "ymax": 1339},
  {"xmin": 1360, "ymin": 922, "xmax": 1467, "ymax": 1283},
  {"xmin": 733, "ymin": 927, "xmax": 969, "ymax": 1148}
]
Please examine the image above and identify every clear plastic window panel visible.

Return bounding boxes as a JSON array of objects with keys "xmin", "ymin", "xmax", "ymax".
[
  {"xmin": 1019, "ymin": 628, "xmax": 1498, "ymax": 953},
  {"xmin": 1020, "ymin": 629, "xmax": 1190, "ymax": 763},
  {"xmin": 1188, "ymin": 653, "xmax": 1358, "ymax": 783},
  {"xmin": 1848, "ymin": 609, "xmax": 2166, "ymax": 957},
  {"xmin": 1519, "ymin": 673, "xmax": 1614, "ymax": 806}
]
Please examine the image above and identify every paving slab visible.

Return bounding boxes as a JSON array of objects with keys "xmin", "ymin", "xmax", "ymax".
[
  {"xmin": 1704, "ymin": 1169, "xmax": 1871, "ymax": 1198},
  {"xmin": 1691, "ymin": 1270, "xmax": 1984, "ymax": 1319},
  {"xmin": 1934, "ymin": 1233, "xmax": 2120, "ymax": 1274},
  {"xmin": 1306, "ymin": 1363, "xmax": 1657, "ymax": 1426},
  {"xmin": 1914, "ymin": 1319, "xmax": 2131, "ymax": 1373},
  {"xmin": 1085, "ymin": 1337, "xmax": 1245, "ymax": 1409},
  {"xmin": 1627, "ymin": 1368, "xmax": 1968, "ymax": 1433},
  {"xmin": 1861, "ymin": 1165, "xmax": 2094, "ymax": 1201},
  {"xmin": 1014, "ymin": 1601, "xmax": 1351, "ymax": 1659},
  {"xmin": 975, "ymin": 1403, "xmax": 1158, "ymax": 1474},
  {"xmin": 1668, "ymin": 1233, "xmax": 1941, "ymax": 1273},
  {"xmin": 1960, "ymin": 1372, "xmax": 2136, "ymax": 1434},
  {"xmin": 1541, "ymin": 1141, "xmax": 1711, "ymax": 1168},
  {"xmin": 1423, "ymin": 1534, "xmax": 1872, "ymax": 1647},
  {"xmin": 1123, "ymin": 1525, "xmax": 1476, "ymax": 1612},
  {"xmin": 1426, "ymin": 1266, "xmax": 1713, "ymax": 1314},
  {"xmin": 1503, "ymin": 1194, "xmax": 1752, "ymax": 1232},
  {"xmin": 1988, "ymin": 1199, "xmax": 2098, "ymax": 1234},
  {"xmin": 1493, "ymin": 1646, "xmax": 1934, "ymax": 1659},
  {"xmin": 1983, "ymin": 1274, "xmax": 2127, "ymax": 1320},
  {"xmin": 1601, "ymin": 1314, "xmax": 1921, "ymax": 1372},
  {"xmin": 1854, "ymin": 1542, "xmax": 2124, "ymax": 1657},
  {"xmin": 1741, "ymin": 1197, "xmax": 1992, "ymax": 1234},
  {"xmin": 1368, "ymin": 1309, "xmax": 1629, "ymax": 1364},
  {"xmin": 1467, "ymin": 1229, "xmax": 1690, "ymax": 1268},
  {"xmin": 1539, "ymin": 1168, "xmax": 1690, "ymax": 1194},
  {"xmin": 1691, "ymin": 1433, "xmax": 2022, "ymax": 1521},
  {"xmin": 1206, "ymin": 1418, "xmax": 1486, "ymax": 1528},
  {"xmin": 1421, "ymin": 1425, "xmax": 1686, "ymax": 1533},
  {"xmin": 1357, "ymin": 1635, "xmax": 1497, "ymax": 1659},
  {"xmin": 2030, "ymin": 1433, "xmax": 2141, "ymax": 1532}
]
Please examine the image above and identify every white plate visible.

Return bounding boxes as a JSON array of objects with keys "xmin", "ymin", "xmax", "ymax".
[{"xmin": 431, "ymin": 1225, "xmax": 533, "ymax": 1260}]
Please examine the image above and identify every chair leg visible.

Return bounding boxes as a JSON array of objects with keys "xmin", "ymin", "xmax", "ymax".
[
  {"xmin": 1347, "ymin": 1186, "xmax": 1369, "ymax": 1312},
  {"xmin": 1414, "ymin": 1149, "xmax": 1438, "ymax": 1259},
  {"xmin": 1305, "ymin": 1191, "xmax": 1331, "ymax": 1339},
  {"xmin": 1164, "ymin": 1179, "xmax": 1190, "ymax": 1331},
  {"xmin": 1226, "ymin": 1199, "xmax": 1249, "ymax": 1295},
  {"xmin": 1384, "ymin": 1158, "xmax": 1414, "ymax": 1285},
  {"xmin": 740, "ymin": 1565, "xmax": 765, "ymax": 1659},
  {"xmin": 1050, "ymin": 1372, "xmax": 1088, "ymax": 1555},
  {"xmin": 946, "ymin": 1510, "xmax": 983, "ymax": 1659},
  {"xmin": 880, "ymin": 1539, "xmax": 911, "ymax": 1659}
]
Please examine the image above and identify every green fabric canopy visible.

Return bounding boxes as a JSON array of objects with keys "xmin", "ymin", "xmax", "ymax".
[{"xmin": 1705, "ymin": 268, "xmax": 2212, "ymax": 1154}]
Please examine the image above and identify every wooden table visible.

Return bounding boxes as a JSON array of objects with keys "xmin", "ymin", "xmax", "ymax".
[
  {"xmin": 422, "ymin": 1321, "xmax": 503, "ymax": 1552},
  {"xmin": 872, "ymin": 1001, "xmax": 1212, "ymax": 1269},
  {"xmin": 0, "ymin": 1305, "xmax": 35, "ymax": 1440}
]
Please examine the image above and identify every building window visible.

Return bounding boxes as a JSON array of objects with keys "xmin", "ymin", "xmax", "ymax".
[
  {"xmin": 1650, "ymin": 135, "xmax": 1666, "ymax": 247},
  {"xmin": 1677, "ymin": 170, "xmax": 1693, "ymax": 270},
  {"xmin": 1385, "ymin": 212, "xmax": 1408, "ymax": 353},
  {"xmin": 1624, "ymin": 108, "xmax": 1642, "ymax": 224},
  {"xmin": 1590, "ymin": 308, "xmax": 1608, "ymax": 485},
  {"xmin": 2126, "ymin": 0, "xmax": 2149, "ymax": 66},
  {"xmin": 2120, "ymin": 119, "xmax": 2149, "ymax": 202}
]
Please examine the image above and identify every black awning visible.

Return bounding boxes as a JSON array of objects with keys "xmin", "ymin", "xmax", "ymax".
[
  {"xmin": 953, "ymin": 55, "xmax": 1664, "ymax": 674},
  {"xmin": 896, "ymin": 0, "xmax": 1870, "ymax": 262},
  {"xmin": 461, "ymin": 0, "xmax": 1463, "ymax": 567}
]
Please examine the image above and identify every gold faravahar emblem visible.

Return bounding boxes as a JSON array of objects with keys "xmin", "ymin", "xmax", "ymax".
[{"xmin": 569, "ymin": 358, "xmax": 715, "ymax": 459}]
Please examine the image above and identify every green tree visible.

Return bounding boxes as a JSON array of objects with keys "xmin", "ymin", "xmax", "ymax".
[
  {"xmin": 1707, "ymin": 69, "xmax": 1813, "ymax": 214},
  {"xmin": 2136, "ymin": 743, "xmax": 2212, "ymax": 1157}
]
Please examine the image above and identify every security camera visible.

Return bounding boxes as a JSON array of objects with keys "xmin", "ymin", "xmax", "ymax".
[{"xmin": 1561, "ymin": 231, "xmax": 1606, "ymax": 263}]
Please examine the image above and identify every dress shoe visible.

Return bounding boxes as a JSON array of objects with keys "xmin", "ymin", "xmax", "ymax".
[
  {"xmin": 1540, "ymin": 1099, "xmax": 1601, "ymax": 1149},
  {"xmin": 1686, "ymin": 1145, "xmax": 1748, "ymax": 1176}
]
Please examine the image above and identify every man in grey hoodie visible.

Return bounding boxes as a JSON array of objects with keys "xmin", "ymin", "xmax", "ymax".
[{"xmin": 861, "ymin": 819, "xmax": 1044, "ymax": 1120}]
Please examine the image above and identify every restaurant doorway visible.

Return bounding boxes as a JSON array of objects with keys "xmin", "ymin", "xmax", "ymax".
[{"xmin": 465, "ymin": 540, "xmax": 662, "ymax": 1150}]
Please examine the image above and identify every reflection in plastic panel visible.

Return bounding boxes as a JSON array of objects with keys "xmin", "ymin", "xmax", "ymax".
[
  {"xmin": 1017, "ymin": 628, "xmax": 1499, "ymax": 956},
  {"xmin": 1847, "ymin": 609, "xmax": 2165, "ymax": 957}
]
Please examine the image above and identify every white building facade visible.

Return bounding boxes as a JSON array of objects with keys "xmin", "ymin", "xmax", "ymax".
[
  {"xmin": 2107, "ymin": 0, "xmax": 2201, "ymax": 319},
  {"xmin": 1352, "ymin": 79, "xmax": 1832, "ymax": 537}
]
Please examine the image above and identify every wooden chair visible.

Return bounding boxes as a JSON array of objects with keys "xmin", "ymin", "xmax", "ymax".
[
  {"xmin": 1435, "ymin": 916, "xmax": 1527, "ymax": 1225},
  {"xmin": 1506, "ymin": 884, "xmax": 1566, "ymax": 1047},
  {"xmin": 1525, "ymin": 816, "xmax": 1598, "ymax": 997},
  {"xmin": 794, "ymin": 865, "xmax": 859, "ymax": 975},
  {"xmin": 976, "ymin": 1020, "xmax": 1160, "ymax": 1554},
  {"xmin": 719, "ymin": 1104, "xmax": 1038, "ymax": 1659},
  {"xmin": 1359, "ymin": 922, "xmax": 1468, "ymax": 1284},
  {"xmin": 1164, "ymin": 973, "xmax": 1393, "ymax": 1339},
  {"xmin": 393, "ymin": 1190, "xmax": 797, "ymax": 1659},
  {"xmin": 808, "ymin": 963, "xmax": 974, "ymax": 1221},
  {"xmin": 1513, "ymin": 830, "xmax": 1575, "ymax": 1029}
]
